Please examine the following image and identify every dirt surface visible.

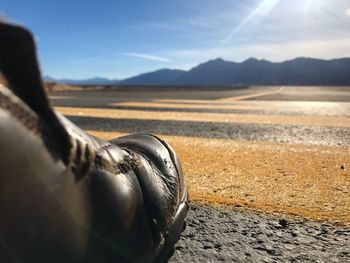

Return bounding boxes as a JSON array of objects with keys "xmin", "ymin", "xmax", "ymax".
[
  {"xmin": 49, "ymin": 86, "xmax": 350, "ymax": 262},
  {"xmin": 248, "ymin": 86, "xmax": 350, "ymax": 102},
  {"xmin": 49, "ymin": 86, "xmax": 350, "ymax": 102}
]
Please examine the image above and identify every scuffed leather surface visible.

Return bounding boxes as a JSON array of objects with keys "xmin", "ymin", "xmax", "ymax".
[
  {"xmin": 0, "ymin": 109, "xmax": 90, "ymax": 263},
  {"xmin": 110, "ymin": 134, "xmax": 185, "ymax": 240},
  {"xmin": 0, "ymin": 88, "xmax": 185, "ymax": 262}
]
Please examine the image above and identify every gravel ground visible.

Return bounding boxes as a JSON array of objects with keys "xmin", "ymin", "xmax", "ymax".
[
  {"xmin": 170, "ymin": 204, "xmax": 350, "ymax": 263},
  {"xmin": 66, "ymin": 116, "xmax": 350, "ymax": 147}
]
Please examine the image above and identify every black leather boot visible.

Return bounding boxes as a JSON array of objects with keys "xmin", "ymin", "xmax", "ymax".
[{"xmin": 0, "ymin": 22, "xmax": 188, "ymax": 263}]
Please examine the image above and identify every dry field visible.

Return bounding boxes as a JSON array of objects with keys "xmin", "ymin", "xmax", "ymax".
[{"xmin": 50, "ymin": 86, "xmax": 350, "ymax": 224}]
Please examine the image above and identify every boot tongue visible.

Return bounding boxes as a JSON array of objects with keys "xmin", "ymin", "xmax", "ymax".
[{"xmin": 0, "ymin": 22, "xmax": 72, "ymax": 164}]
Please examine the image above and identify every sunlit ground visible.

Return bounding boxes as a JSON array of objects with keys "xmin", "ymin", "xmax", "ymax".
[{"xmin": 51, "ymin": 86, "xmax": 350, "ymax": 223}]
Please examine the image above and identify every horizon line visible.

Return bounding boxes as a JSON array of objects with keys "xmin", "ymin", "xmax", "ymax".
[{"xmin": 45, "ymin": 55, "xmax": 350, "ymax": 80}]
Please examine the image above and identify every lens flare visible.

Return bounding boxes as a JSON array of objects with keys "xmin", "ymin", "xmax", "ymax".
[{"xmin": 217, "ymin": 0, "xmax": 280, "ymax": 50}]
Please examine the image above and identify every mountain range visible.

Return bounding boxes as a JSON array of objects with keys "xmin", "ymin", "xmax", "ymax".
[
  {"xmin": 43, "ymin": 76, "xmax": 120, "ymax": 86},
  {"xmin": 46, "ymin": 57, "xmax": 350, "ymax": 86}
]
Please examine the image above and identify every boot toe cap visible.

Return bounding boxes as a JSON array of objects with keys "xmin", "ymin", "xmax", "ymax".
[{"xmin": 110, "ymin": 133, "xmax": 187, "ymax": 234}]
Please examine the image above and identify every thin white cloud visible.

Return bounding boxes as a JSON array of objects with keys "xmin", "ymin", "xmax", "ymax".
[{"xmin": 122, "ymin": 52, "xmax": 171, "ymax": 62}]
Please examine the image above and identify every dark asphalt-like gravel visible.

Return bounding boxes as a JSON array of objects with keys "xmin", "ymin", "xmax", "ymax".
[
  {"xmin": 67, "ymin": 116, "xmax": 350, "ymax": 147},
  {"xmin": 170, "ymin": 205, "xmax": 350, "ymax": 263}
]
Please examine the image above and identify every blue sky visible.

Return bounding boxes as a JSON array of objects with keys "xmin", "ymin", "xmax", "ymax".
[{"xmin": 1, "ymin": 0, "xmax": 350, "ymax": 79}]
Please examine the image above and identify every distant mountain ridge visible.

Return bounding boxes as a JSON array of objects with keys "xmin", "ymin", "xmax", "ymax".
[
  {"xmin": 118, "ymin": 69, "xmax": 186, "ymax": 85},
  {"xmin": 47, "ymin": 57, "xmax": 350, "ymax": 86},
  {"xmin": 120, "ymin": 57, "xmax": 350, "ymax": 86},
  {"xmin": 44, "ymin": 76, "xmax": 120, "ymax": 85}
]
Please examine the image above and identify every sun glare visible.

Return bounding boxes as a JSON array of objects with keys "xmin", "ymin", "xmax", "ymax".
[
  {"xmin": 345, "ymin": 8, "xmax": 350, "ymax": 17},
  {"xmin": 303, "ymin": 0, "xmax": 312, "ymax": 13},
  {"xmin": 217, "ymin": 0, "xmax": 280, "ymax": 50}
]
